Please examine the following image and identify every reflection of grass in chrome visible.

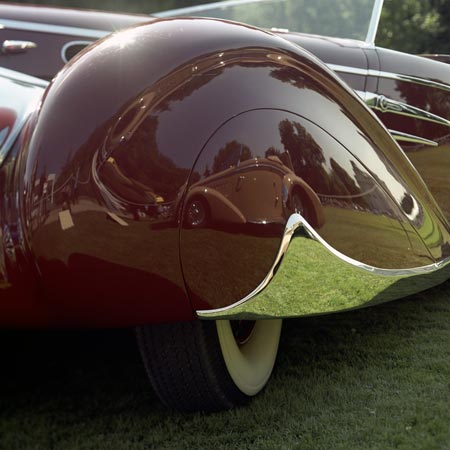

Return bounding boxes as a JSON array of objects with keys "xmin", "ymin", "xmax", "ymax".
[
  {"xmin": 319, "ymin": 207, "xmax": 431, "ymax": 269},
  {"xmin": 181, "ymin": 228, "xmax": 281, "ymax": 309},
  {"xmin": 221, "ymin": 235, "xmax": 448, "ymax": 320}
]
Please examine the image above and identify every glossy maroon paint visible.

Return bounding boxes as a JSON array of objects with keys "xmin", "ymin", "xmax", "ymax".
[
  {"xmin": 1, "ymin": 17, "xmax": 449, "ymax": 325},
  {"xmin": 282, "ymin": 32, "xmax": 369, "ymax": 90}
]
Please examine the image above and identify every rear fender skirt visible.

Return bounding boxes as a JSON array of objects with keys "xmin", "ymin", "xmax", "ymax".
[
  {"xmin": 197, "ymin": 213, "xmax": 450, "ymax": 319},
  {"xmin": 11, "ymin": 18, "xmax": 450, "ymax": 324}
]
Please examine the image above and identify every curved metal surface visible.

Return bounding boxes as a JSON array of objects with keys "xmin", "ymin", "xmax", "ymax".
[
  {"xmin": 8, "ymin": 17, "xmax": 386, "ymax": 327},
  {"xmin": 1, "ymin": 17, "xmax": 450, "ymax": 326},
  {"xmin": 197, "ymin": 212, "xmax": 450, "ymax": 319},
  {"xmin": 180, "ymin": 107, "xmax": 438, "ymax": 311}
]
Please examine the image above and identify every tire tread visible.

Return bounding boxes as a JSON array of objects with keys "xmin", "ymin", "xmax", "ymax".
[{"xmin": 135, "ymin": 320, "xmax": 248, "ymax": 412}]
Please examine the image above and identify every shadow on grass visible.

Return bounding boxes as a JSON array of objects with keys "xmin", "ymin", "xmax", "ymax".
[{"xmin": 1, "ymin": 281, "xmax": 450, "ymax": 449}]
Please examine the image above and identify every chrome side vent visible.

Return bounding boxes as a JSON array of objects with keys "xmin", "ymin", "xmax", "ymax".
[
  {"xmin": 357, "ymin": 91, "xmax": 450, "ymax": 128},
  {"xmin": 356, "ymin": 91, "xmax": 448, "ymax": 146}
]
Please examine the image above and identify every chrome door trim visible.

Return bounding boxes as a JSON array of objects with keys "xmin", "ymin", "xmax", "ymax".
[
  {"xmin": 0, "ymin": 66, "xmax": 49, "ymax": 88},
  {"xmin": 328, "ymin": 64, "xmax": 450, "ymax": 93},
  {"xmin": 388, "ymin": 129, "xmax": 438, "ymax": 147},
  {"xmin": 0, "ymin": 18, "xmax": 109, "ymax": 39}
]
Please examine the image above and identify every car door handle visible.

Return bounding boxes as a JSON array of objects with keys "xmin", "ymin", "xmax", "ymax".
[{"xmin": 1, "ymin": 40, "xmax": 37, "ymax": 54}]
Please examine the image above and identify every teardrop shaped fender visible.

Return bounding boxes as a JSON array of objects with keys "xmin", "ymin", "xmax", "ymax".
[{"xmin": 16, "ymin": 18, "xmax": 449, "ymax": 324}]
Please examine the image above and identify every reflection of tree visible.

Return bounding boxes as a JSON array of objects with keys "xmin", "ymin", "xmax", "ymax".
[
  {"xmin": 330, "ymin": 158, "xmax": 361, "ymax": 198},
  {"xmin": 278, "ymin": 119, "xmax": 330, "ymax": 191},
  {"xmin": 277, "ymin": 118, "xmax": 395, "ymax": 212},
  {"xmin": 211, "ymin": 140, "xmax": 252, "ymax": 174},
  {"xmin": 265, "ymin": 147, "xmax": 281, "ymax": 157},
  {"xmin": 270, "ymin": 66, "xmax": 312, "ymax": 92}
]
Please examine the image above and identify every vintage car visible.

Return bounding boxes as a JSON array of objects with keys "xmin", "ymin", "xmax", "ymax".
[{"xmin": 1, "ymin": 0, "xmax": 450, "ymax": 412}]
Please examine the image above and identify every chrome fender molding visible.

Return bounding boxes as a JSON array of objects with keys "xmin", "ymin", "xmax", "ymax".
[{"xmin": 197, "ymin": 213, "xmax": 450, "ymax": 319}]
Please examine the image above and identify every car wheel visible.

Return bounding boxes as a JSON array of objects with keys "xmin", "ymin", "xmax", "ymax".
[
  {"xmin": 185, "ymin": 196, "xmax": 209, "ymax": 228},
  {"xmin": 135, "ymin": 318, "xmax": 282, "ymax": 412}
]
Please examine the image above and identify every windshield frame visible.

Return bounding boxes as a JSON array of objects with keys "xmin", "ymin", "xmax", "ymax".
[
  {"xmin": 366, "ymin": 0, "xmax": 384, "ymax": 44},
  {"xmin": 155, "ymin": 0, "xmax": 385, "ymax": 45}
]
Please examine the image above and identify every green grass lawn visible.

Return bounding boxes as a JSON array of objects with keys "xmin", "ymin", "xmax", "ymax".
[{"xmin": 1, "ymin": 282, "xmax": 449, "ymax": 450}]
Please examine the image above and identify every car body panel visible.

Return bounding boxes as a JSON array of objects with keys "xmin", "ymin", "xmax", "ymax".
[{"xmin": 0, "ymin": 4, "xmax": 449, "ymax": 326}]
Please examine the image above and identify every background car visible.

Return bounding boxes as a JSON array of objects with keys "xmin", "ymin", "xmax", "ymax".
[{"xmin": 0, "ymin": 0, "xmax": 450, "ymax": 412}]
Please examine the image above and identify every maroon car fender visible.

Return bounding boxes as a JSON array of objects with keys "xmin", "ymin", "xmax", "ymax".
[{"xmin": 8, "ymin": 18, "xmax": 447, "ymax": 326}]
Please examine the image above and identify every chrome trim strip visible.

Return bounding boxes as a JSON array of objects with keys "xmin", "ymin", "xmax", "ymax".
[
  {"xmin": 0, "ymin": 66, "xmax": 49, "ymax": 88},
  {"xmin": 154, "ymin": 0, "xmax": 273, "ymax": 17},
  {"xmin": 61, "ymin": 40, "xmax": 94, "ymax": 63},
  {"xmin": 199, "ymin": 214, "xmax": 301, "ymax": 315},
  {"xmin": 328, "ymin": 64, "xmax": 450, "ymax": 93},
  {"xmin": 327, "ymin": 64, "xmax": 368, "ymax": 76},
  {"xmin": 388, "ymin": 129, "xmax": 438, "ymax": 147},
  {"xmin": 0, "ymin": 18, "xmax": 109, "ymax": 39},
  {"xmin": 197, "ymin": 213, "xmax": 450, "ymax": 319},
  {"xmin": 356, "ymin": 91, "xmax": 450, "ymax": 128},
  {"xmin": 365, "ymin": 0, "xmax": 384, "ymax": 44}
]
